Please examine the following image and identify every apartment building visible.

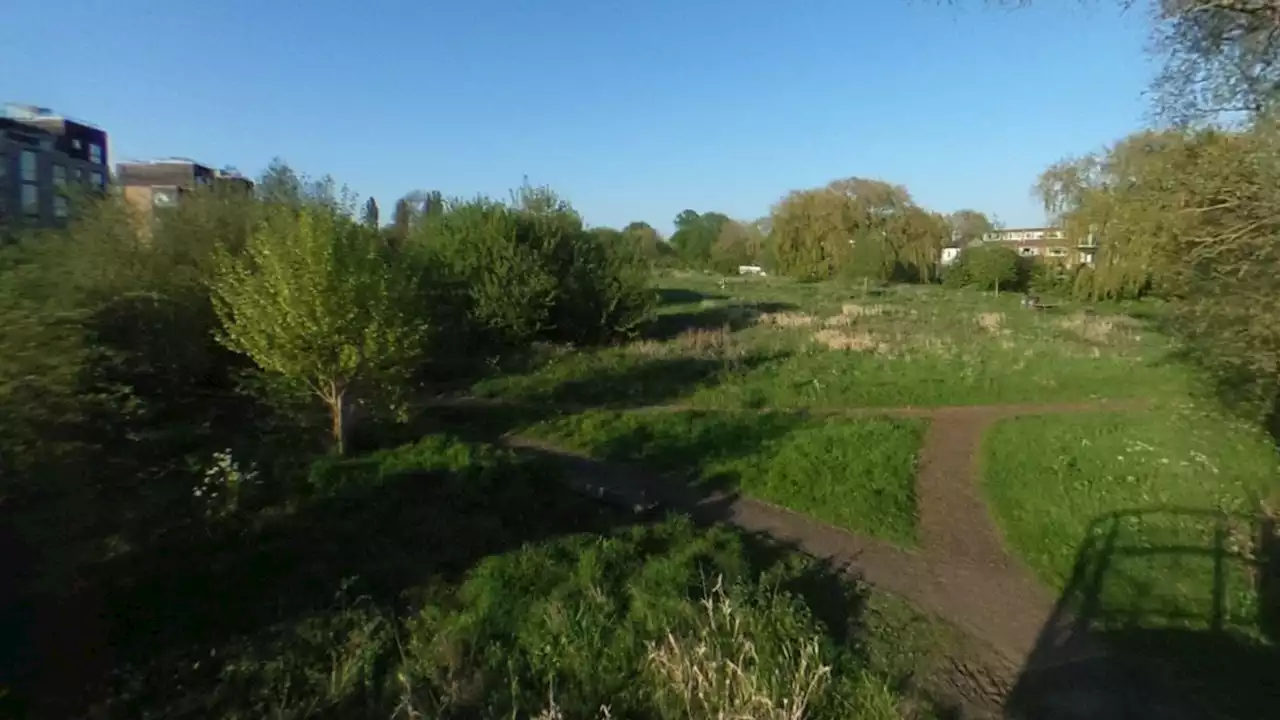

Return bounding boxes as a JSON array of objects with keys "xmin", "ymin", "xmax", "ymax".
[
  {"xmin": 0, "ymin": 102, "xmax": 109, "ymax": 226},
  {"xmin": 116, "ymin": 158, "xmax": 253, "ymax": 221},
  {"xmin": 982, "ymin": 226, "xmax": 1097, "ymax": 265}
]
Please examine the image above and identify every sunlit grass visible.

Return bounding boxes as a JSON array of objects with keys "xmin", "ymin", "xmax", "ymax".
[{"xmin": 520, "ymin": 409, "xmax": 925, "ymax": 545}]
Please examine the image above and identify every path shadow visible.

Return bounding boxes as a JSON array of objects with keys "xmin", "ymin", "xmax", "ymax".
[{"xmin": 1007, "ymin": 507, "xmax": 1279, "ymax": 720}]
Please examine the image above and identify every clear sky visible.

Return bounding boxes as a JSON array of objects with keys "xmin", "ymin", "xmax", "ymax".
[{"xmin": 1, "ymin": 0, "xmax": 1154, "ymax": 233}]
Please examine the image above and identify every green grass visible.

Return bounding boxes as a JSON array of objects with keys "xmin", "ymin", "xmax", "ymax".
[
  {"xmin": 45, "ymin": 433, "xmax": 973, "ymax": 720},
  {"xmin": 469, "ymin": 273, "xmax": 1194, "ymax": 410},
  {"xmin": 521, "ymin": 410, "xmax": 925, "ymax": 545},
  {"xmin": 982, "ymin": 407, "xmax": 1280, "ymax": 718},
  {"xmin": 982, "ymin": 407, "xmax": 1279, "ymax": 635}
]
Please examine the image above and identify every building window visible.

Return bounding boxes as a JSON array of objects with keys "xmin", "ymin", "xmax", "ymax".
[
  {"xmin": 89, "ymin": 171, "xmax": 104, "ymax": 188},
  {"xmin": 52, "ymin": 164, "xmax": 66, "ymax": 187},
  {"xmin": 20, "ymin": 150, "xmax": 37, "ymax": 182},
  {"xmin": 71, "ymin": 138, "xmax": 83, "ymax": 151},
  {"xmin": 54, "ymin": 195, "xmax": 68, "ymax": 219},
  {"xmin": 21, "ymin": 184, "xmax": 39, "ymax": 216},
  {"xmin": 75, "ymin": 168, "xmax": 84, "ymax": 183},
  {"xmin": 1018, "ymin": 247, "xmax": 1037, "ymax": 257},
  {"xmin": 1047, "ymin": 247, "xmax": 1068, "ymax": 258},
  {"xmin": 88, "ymin": 143, "xmax": 103, "ymax": 164}
]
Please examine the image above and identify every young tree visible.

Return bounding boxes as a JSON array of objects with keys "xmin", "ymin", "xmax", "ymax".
[
  {"xmin": 362, "ymin": 197, "xmax": 380, "ymax": 228},
  {"xmin": 209, "ymin": 205, "xmax": 427, "ymax": 454}
]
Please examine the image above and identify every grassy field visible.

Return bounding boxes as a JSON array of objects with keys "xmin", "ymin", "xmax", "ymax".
[
  {"xmin": 471, "ymin": 272, "xmax": 1193, "ymax": 410},
  {"xmin": 982, "ymin": 407, "xmax": 1279, "ymax": 717},
  {"xmin": 459, "ymin": 270, "xmax": 1280, "ymax": 714},
  {"xmin": 983, "ymin": 407, "xmax": 1279, "ymax": 634},
  {"xmin": 522, "ymin": 410, "xmax": 925, "ymax": 545},
  {"xmin": 39, "ymin": 433, "xmax": 966, "ymax": 720}
]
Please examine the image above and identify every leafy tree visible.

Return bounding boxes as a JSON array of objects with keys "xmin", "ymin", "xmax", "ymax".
[
  {"xmin": 362, "ymin": 197, "xmax": 380, "ymax": 228},
  {"xmin": 669, "ymin": 210, "xmax": 729, "ymax": 268},
  {"xmin": 770, "ymin": 176, "xmax": 945, "ymax": 282},
  {"xmin": 209, "ymin": 205, "xmax": 427, "ymax": 454},
  {"xmin": 962, "ymin": 244, "xmax": 1022, "ymax": 291},
  {"xmin": 622, "ymin": 221, "xmax": 670, "ymax": 263},
  {"xmin": 948, "ymin": 209, "xmax": 995, "ymax": 246},
  {"xmin": 710, "ymin": 219, "xmax": 766, "ymax": 274}
]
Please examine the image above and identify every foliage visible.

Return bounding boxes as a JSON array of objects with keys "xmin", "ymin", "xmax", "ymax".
[
  {"xmin": 770, "ymin": 177, "xmax": 948, "ymax": 282},
  {"xmin": 962, "ymin": 244, "xmax": 1023, "ymax": 291},
  {"xmin": 670, "ymin": 209, "xmax": 730, "ymax": 268},
  {"xmin": 709, "ymin": 219, "xmax": 767, "ymax": 274},
  {"xmin": 411, "ymin": 185, "xmax": 654, "ymax": 357},
  {"xmin": 621, "ymin": 220, "xmax": 678, "ymax": 266},
  {"xmin": 947, "ymin": 209, "xmax": 995, "ymax": 246},
  {"xmin": 361, "ymin": 197, "xmax": 379, "ymax": 228},
  {"xmin": 209, "ymin": 204, "xmax": 427, "ymax": 454}
]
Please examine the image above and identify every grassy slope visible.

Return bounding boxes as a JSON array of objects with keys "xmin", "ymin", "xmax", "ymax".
[
  {"xmin": 522, "ymin": 410, "xmax": 925, "ymax": 545},
  {"xmin": 57, "ymin": 433, "xmax": 970, "ymax": 720}
]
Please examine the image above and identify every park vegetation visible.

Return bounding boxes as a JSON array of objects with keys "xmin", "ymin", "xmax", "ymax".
[{"xmin": 3, "ymin": 1, "xmax": 1280, "ymax": 717}]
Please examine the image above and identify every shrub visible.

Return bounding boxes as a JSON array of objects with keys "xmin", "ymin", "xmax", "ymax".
[
  {"xmin": 411, "ymin": 191, "xmax": 654, "ymax": 358},
  {"xmin": 955, "ymin": 244, "xmax": 1023, "ymax": 292}
]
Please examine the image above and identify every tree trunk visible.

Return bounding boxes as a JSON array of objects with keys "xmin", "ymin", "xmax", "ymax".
[{"xmin": 329, "ymin": 389, "xmax": 348, "ymax": 455}]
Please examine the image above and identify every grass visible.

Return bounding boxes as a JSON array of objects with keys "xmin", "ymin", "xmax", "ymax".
[
  {"xmin": 469, "ymin": 272, "xmax": 1193, "ymax": 410},
  {"xmin": 521, "ymin": 410, "xmax": 925, "ymax": 545},
  {"xmin": 982, "ymin": 406, "xmax": 1280, "ymax": 717},
  {"xmin": 982, "ymin": 406, "xmax": 1278, "ymax": 626},
  {"xmin": 5, "ymin": 433, "xmax": 973, "ymax": 719}
]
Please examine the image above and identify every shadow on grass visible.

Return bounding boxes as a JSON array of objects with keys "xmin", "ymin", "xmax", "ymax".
[
  {"xmin": 373, "ymin": 353, "xmax": 788, "ymax": 453},
  {"xmin": 656, "ymin": 287, "xmax": 727, "ymax": 306},
  {"xmin": 1008, "ymin": 507, "xmax": 1279, "ymax": 720},
  {"xmin": 5, "ymin": 454, "xmax": 643, "ymax": 719},
  {"xmin": 646, "ymin": 301, "xmax": 798, "ymax": 340}
]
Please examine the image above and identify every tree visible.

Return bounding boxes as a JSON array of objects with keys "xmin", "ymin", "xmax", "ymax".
[
  {"xmin": 669, "ymin": 210, "xmax": 729, "ymax": 268},
  {"xmin": 362, "ymin": 197, "xmax": 380, "ymax": 229},
  {"xmin": 709, "ymin": 220, "xmax": 763, "ymax": 274},
  {"xmin": 391, "ymin": 198, "xmax": 412, "ymax": 247},
  {"xmin": 948, "ymin": 209, "xmax": 995, "ymax": 246},
  {"xmin": 209, "ymin": 205, "xmax": 427, "ymax": 454},
  {"xmin": 770, "ymin": 176, "xmax": 945, "ymax": 282},
  {"xmin": 964, "ymin": 244, "xmax": 1022, "ymax": 291}
]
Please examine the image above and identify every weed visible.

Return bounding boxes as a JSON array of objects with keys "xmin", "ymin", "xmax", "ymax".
[{"xmin": 645, "ymin": 576, "xmax": 832, "ymax": 720}]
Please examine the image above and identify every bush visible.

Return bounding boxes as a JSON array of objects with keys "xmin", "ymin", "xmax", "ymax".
[{"xmin": 411, "ymin": 191, "xmax": 654, "ymax": 359}]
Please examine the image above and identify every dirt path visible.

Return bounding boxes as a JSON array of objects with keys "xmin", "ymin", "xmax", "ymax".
[{"xmin": 491, "ymin": 397, "xmax": 1200, "ymax": 717}]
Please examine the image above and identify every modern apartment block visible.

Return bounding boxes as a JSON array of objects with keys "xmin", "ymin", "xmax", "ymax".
[
  {"xmin": 0, "ymin": 102, "xmax": 109, "ymax": 226},
  {"xmin": 982, "ymin": 226, "xmax": 1098, "ymax": 265},
  {"xmin": 115, "ymin": 158, "xmax": 253, "ymax": 221}
]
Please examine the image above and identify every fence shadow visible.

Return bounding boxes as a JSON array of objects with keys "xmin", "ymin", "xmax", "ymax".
[{"xmin": 1008, "ymin": 507, "xmax": 1279, "ymax": 720}]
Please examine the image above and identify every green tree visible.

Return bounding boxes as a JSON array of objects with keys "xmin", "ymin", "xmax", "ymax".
[
  {"xmin": 964, "ymin": 244, "xmax": 1022, "ymax": 291},
  {"xmin": 669, "ymin": 210, "xmax": 729, "ymax": 268},
  {"xmin": 209, "ymin": 205, "xmax": 427, "ymax": 454},
  {"xmin": 948, "ymin": 209, "xmax": 994, "ymax": 246},
  {"xmin": 362, "ymin": 197, "xmax": 380, "ymax": 228}
]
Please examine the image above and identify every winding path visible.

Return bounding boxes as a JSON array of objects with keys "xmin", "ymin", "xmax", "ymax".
[{"xmin": 445, "ymin": 396, "xmax": 1202, "ymax": 717}]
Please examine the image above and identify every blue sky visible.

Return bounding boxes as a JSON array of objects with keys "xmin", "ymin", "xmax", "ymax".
[{"xmin": 1, "ymin": 0, "xmax": 1154, "ymax": 233}]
